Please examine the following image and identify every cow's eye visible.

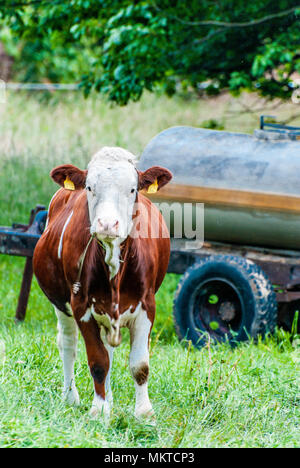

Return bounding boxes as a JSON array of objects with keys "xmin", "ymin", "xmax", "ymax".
[
  {"xmin": 86, "ymin": 186, "xmax": 92, "ymax": 192},
  {"xmin": 131, "ymin": 188, "xmax": 135, "ymax": 194}
]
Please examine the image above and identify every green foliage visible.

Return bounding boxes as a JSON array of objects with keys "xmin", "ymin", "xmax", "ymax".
[
  {"xmin": 200, "ymin": 119, "xmax": 225, "ymax": 130},
  {"xmin": 0, "ymin": 1, "xmax": 299, "ymax": 104}
]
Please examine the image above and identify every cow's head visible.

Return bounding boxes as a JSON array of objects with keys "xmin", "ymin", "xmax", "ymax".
[{"xmin": 50, "ymin": 147, "xmax": 172, "ymax": 242}]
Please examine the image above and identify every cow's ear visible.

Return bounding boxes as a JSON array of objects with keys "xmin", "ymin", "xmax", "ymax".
[
  {"xmin": 138, "ymin": 166, "xmax": 172, "ymax": 193},
  {"xmin": 50, "ymin": 164, "xmax": 87, "ymax": 190}
]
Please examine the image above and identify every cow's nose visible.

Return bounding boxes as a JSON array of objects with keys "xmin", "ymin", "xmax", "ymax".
[{"xmin": 97, "ymin": 219, "xmax": 119, "ymax": 237}]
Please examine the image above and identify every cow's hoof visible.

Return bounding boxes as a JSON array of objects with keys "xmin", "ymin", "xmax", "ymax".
[
  {"xmin": 135, "ymin": 406, "xmax": 155, "ymax": 424},
  {"xmin": 90, "ymin": 396, "xmax": 110, "ymax": 420},
  {"xmin": 63, "ymin": 387, "xmax": 80, "ymax": 406}
]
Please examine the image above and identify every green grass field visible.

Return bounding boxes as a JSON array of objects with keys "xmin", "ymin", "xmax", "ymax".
[{"xmin": 0, "ymin": 92, "xmax": 299, "ymax": 448}]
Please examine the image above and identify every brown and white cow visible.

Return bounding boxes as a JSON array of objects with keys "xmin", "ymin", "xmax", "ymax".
[{"xmin": 33, "ymin": 147, "xmax": 172, "ymax": 419}]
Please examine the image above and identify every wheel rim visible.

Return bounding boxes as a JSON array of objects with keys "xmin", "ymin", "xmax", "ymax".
[{"xmin": 192, "ymin": 277, "xmax": 244, "ymax": 341}]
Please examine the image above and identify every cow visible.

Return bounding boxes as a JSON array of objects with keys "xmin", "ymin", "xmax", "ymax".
[{"xmin": 33, "ymin": 147, "xmax": 172, "ymax": 420}]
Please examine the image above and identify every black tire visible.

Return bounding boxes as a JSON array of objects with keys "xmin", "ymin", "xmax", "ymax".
[{"xmin": 173, "ymin": 255, "xmax": 277, "ymax": 348}]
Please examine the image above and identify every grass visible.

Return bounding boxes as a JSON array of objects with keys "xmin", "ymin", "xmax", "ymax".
[{"xmin": 0, "ymin": 91, "xmax": 299, "ymax": 448}]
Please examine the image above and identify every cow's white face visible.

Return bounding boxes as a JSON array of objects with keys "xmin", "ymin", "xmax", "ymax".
[{"xmin": 86, "ymin": 155, "xmax": 138, "ymax": 241}]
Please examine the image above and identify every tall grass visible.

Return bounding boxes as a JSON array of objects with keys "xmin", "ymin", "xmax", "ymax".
[{"xmin": 0, "ymin": 91, "xmax": 299, "ymax": 448}]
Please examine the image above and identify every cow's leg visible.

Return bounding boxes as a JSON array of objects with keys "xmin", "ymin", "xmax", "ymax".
[
  {"xmin": 55, "ymin": 307, "xmax": 80, "ymax": 406},
  {"xmin": 74, "ymin": 310, "xmax": 111, "ymax": 419},
  {"xmin": 100, "ymin": 327, "xmax": 114, "ymax": 408},
  {"xmin": 129, "ymin": 305, "xmax": 154, "ymax": 419}
]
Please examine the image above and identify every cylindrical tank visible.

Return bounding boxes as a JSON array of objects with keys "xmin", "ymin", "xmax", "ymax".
[{"xmin": 139, "ymin": 126, "xmax": 300, "ymax": 250}]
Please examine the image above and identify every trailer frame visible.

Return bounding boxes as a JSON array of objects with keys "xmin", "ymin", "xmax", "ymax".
[
  {"xmin": 168, "ymin": 238, "xmax": 300, "ymax": 332},
  {"xmin": 0, "ymin": 205, "xmax": 47, "ymax": 321}
]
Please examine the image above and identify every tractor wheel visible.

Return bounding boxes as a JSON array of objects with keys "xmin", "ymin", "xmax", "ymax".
[{"xmin": 173, "ymin": 255, "xmax": 277, "ymax": 348}]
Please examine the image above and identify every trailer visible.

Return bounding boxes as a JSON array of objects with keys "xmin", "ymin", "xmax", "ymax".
[
  {"xmin": 1, "ymin": 117, "xmax": 300, "ymax": 348},
  {"xmin": 139, "ymin": 117, "xmax": 300, "ymax": 347}
]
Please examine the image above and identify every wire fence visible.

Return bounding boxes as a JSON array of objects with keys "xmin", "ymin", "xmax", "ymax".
[{"xmin": 5, "ymin": 82, "xmax": 80, "ymax": 91}]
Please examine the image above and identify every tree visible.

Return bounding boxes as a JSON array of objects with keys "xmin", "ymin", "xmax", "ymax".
[
  {"xmin": 0, "ymin": 41, "xmax": 13, "ymax": 80},
  {"xmin": 0, "ymin": 0, "xmax": 299, "ymax": 105}
]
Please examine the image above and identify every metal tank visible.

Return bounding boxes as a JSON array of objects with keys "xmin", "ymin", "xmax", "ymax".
[{"xmin": 139, "ymin": 125, "xmax": 300, "ymax": 250}]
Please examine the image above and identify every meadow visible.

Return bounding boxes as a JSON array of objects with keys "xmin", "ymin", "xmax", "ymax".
[{"xmin": 0, "ymin": 91, "xmax": 299, "ymax": 448}]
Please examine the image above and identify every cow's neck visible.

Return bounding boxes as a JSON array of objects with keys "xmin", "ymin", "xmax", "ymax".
[
  {"xmin": 102, "ymin": 235, "xmax": 133, "ymax": 316},
  {"xmin": 83, "ymin": 199, "xmax": 135, "ymax": 311},
  {"xmin": 101, "ymin": 238, "xmax": 122, "ymax": 279}
]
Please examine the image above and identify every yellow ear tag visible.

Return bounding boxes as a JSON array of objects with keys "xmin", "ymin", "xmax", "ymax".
[
  {"xmin": 147, "ymin": 179, "xmax": 158, "ymax": 194},
  {"xmin": 64, "ymin": 176, "xmax": 75, "ymax": 191}
]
